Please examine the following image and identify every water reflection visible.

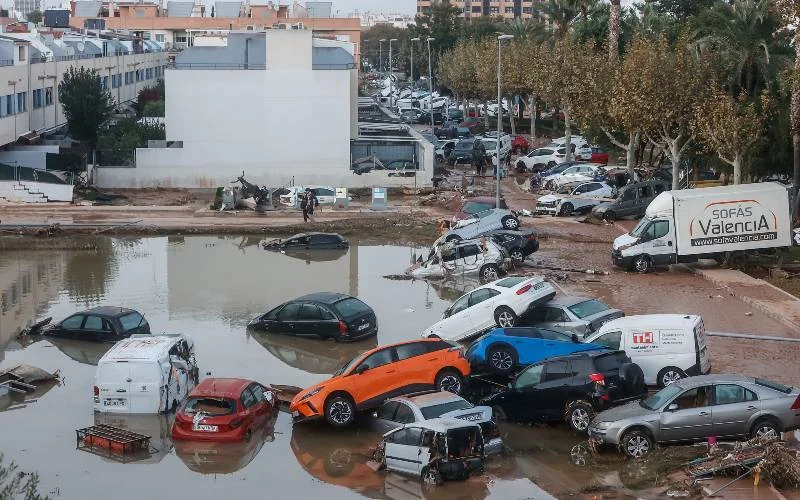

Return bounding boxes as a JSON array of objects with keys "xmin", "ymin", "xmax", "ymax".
[
  {"xmin": 247, "ymin": 329, "xmax": 377, "ymax": 375},
  {"xmin": 175, "ymin": 411, "xmax": 278, "ymax": 474},
  {"xmin": 93, "ymin": 413, "xmax": 174, "ymax": 464},
  {"xmin": 428, "ymin": 275, "xmax": 483, "ymax": 302},
  {"xmin": 64, "ymin": 238, "xmax": 119, "ymax": 302},
  {"xmin": 44, "ymin": 337, "xmax": 112, "ymax": 366}
]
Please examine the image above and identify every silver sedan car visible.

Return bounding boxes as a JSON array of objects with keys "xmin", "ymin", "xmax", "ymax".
[
  {"xmin": 589, "ymin": 374, "xmax": 800, "ymax": 458},
  {"xmin": 526, "ymin": 296, "xmax": 624, "ymax": 338}
]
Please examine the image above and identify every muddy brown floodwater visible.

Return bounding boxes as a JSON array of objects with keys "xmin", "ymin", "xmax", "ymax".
[{"xmin": 1, "ymin": 232, "xmax": 797, "ymax": 500}]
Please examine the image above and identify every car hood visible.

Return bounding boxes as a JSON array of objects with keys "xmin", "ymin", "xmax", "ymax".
[
  {"xmin": 594, "ymin": 400, "xmax": 654, "ymax": 422},
  {"xmin": 613, "ymin": 233, "xmax": 639, "ymax": 251},
  {"xmin": 592, "ymin": 201, "xmax": 615, "ymax": 214},
  {"xmin": 537, "ymin": 194, "xmax": 560, "ymax": 204},
  {"xmin": 439, "ymin": 405, "xmax": 493, "ymax": 423},
  {"xmin": 290, "ymin": 377, "xmax": 340, "ymax": 406}
]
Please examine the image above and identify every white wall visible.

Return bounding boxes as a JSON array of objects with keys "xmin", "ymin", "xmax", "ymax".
[{"xmin": 0, "ymin": 180, "xmax": 73, "ymax": 202}]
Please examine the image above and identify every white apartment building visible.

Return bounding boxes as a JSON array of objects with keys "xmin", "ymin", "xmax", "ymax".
[{"xmin": 0, "ymin": 31, "xmax": 167, "ymax": 149}]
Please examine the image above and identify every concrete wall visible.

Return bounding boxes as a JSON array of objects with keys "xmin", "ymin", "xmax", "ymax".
[{"xmin": 0, "ymin": 180, "xmax": 73, "ymax": 202}]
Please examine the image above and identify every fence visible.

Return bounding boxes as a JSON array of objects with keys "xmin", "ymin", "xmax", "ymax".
[{"xmin": 95, "ymin": 149, "xmax": 136, "ymax": 167}]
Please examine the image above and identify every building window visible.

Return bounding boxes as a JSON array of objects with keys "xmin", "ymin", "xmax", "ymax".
[
  {"xmin": 45, "ymin": 86, "xmax": 53, "ymax": 106},
  {"xmin": 0, "ymin": 96, "xmax": 6, "ymax": 117},
  {"xmin": 155, "ymin": 34, "xmax": 165, "ymax": 43},
  {"xmin": 6, "ymin": 94, "xmax": 13, "ymax": 115},
  {"xmin": 33, "ymin": 88, "xmax": 42, "ymax": 108},
  {"xmin": 17, "ymin": 92, "xmax": 26, "ymax": 113},
  {"xmin": 175, "ymin": 35, "xmax": 187, "ymax": 43},
  {"xmin": 490, "ymin": 6, "xmax": 499, "ymax": 13},
  {"xmin": 18, "ymin": 46, "xmax": 25, "ymax": 61},
  {"xmin": 472, "ymin": 6, "xmax": 481, "ymax": 12},
  {"xmin": 523, "ymin": 7, "xmax": 532, "ymax": 13},
  {"xmin": 505, "ymin": 6, "xmax": 514, "ymax": 13}
]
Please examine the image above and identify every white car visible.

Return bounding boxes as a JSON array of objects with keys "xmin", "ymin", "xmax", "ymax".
[
  {"xmin": 422, "ymin": 276, "xmax": 557, "ymax": 342},
  {"xmin": 515, "ymin": 145, "xmax": 593, "ymax": 172},
  {"xmin": 439, "ymin": 208, "xmax": 520, "ymax": 242},
  {"xmin": 536, "ymin": 181, "xmax": 615, "ymax": 216},
  {"xmin": 548, "ymin": 135, "xmax": 589, "ymax": 149},
  {"xmin": 408, "ymin": 239, "xmax": 510, "ymax": 280},
  {"xmin": 279, "ymin": 186, "xmax": 337, "ymax": 206},
  {"xmin": 480, "ymin": 134, "xmax": 512, "ymax": 161},
  {"xmin": 435, "ymin": 139, "xmax": 459, "ymax": 161},
  {"xmin": 543, "ymin": 163, "xmax": 603, "ymax": 190}
]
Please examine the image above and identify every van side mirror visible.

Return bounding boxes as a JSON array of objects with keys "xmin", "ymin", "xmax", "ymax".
[
  {"xmin": 355, "ymin": 364, "xmax": 369, "ymax": 375},
  {"xmin": 666, "ymin": 403, "xmax": 679, "ymax": 412}
]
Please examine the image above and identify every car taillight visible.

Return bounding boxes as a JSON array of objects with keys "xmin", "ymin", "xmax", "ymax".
[
  {"xmin": 791, "ymin": 394, "xmax": 800, "ymax": 410},
  {"xmin": 339, "ymin": 321, "xmax": 348, "ymax": 334},
  {"xmin": 229, "ymin": 418, "xmax": 243, "ymax": 429},
  {"xmin": 516, "ymin": 284, "xmax": 532, "ymax": 295},
  {"xmin": 589, "ymin": 373, "xmax": 605, "ymax": 385}
]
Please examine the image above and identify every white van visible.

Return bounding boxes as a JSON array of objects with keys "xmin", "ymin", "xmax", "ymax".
[
  {"xmin": 94, "ymin": 334, "xmax": 198, "ymax": 414},
  {"xmin": 584, "ymin": 314, "xmax": 710, "ymax": 388}
]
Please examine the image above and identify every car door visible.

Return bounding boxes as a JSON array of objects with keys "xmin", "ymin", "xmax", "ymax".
[
  {"xmin": 239, "ymin": 385, "xmax": 262, "ymax": 430},
  {"xmin": 534, "ymin": 360, "xmax": 574, "ymax": 419},
  {"xmin": 467, "ymin": 288, "xmax": 501, "ymax": 334},
  {"xmin": 642, "ymin": 219, "xmax": 676, "ymax": 265},
  {"xmin": 431, "ymin": 293, "xmax": 472, "ymax": 339},
  {"xmin": 711, "ymin": 384, "xmax": 760, "ymax": 437},
  {"xmin": 538, "ymin": 329, "xmax": 581, "ymax": 358},
  {"xmin": 272, "ymin": 302, "xmax": 303, "ymax": 335},
  {"xmin": 81, "ymin": 315, "xmax": 116, "ymax": 342},
  {"xmin": 500, "ymin": 363, "xmax": 546, "ymax": 421},
  {"xmin": 384, "ymin": 427, "xmax": 426, "ymax": 475},
  {"xmin": 374, "ymin": 401, "xmax": 402, "ymax": 433},
  {"xmin": 392, "ymin": 342, "xmax": 435, "ymax": 390},
  {"xmin": 457, "ymin": 244, "xmax": 483, "ymax": 273},
  {"xmin": 282, "ymin": 235, "xmax": 311, "ymax": 251},
  {"xmin": 294, "ymin": 303, "xmax": 324, "ymax": 337},
  {"xmin": 349, "ymin": 347, "xmax": 398, "ymax": 407},
  {"xmin": 634, "ymin": 184, "xmax": 653, "ymax": 216},
  {"xmin": 659, "ymin": 385, "xmax": 714, "ymax": 442},
  {"xmin": 616, "ymin": 188, "xmax": 637, "ymax": 216},
  {"xmin": 531, "ymin": 306, "xmax": 569, "ymax": 331}
]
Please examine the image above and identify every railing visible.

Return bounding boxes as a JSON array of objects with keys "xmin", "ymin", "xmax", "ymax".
[{"xmin": 173, "ymin": 62, "xmax": 266, "ymax": 70}]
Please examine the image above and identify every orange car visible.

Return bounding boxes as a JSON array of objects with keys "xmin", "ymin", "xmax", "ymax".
[{"xmin": 290, "ymin": 338, "xmax": 471, "ymax": 427}]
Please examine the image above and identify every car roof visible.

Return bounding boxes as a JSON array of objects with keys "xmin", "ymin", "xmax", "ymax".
[
  {"xmin": 83, "ymin": 306, "xmax": 138, "ymax": 318},
  {"xmin": 295, "ymin": 292, "xmax": 353, "ymax": 304},
  {"xmin": 287, "ymin": 232, "xmax": 343, "ymax": 238},
  {"xmin": 603, "ymin": 314, "xmax": 700, "ymax": 330},
  {"xmin": 100, "ymin": 334, "xmax": 190, "ymax": 362},
  {"xmin": 190, "ymin": 378, "xmax": 253, "ymax": 399},
  {"xmin": 360, "ymin": 338, "xmax": 446, "ymax": 361},
  {"xmin": 668, "ymin": 374, "xmax": 754, "ymax": 388},
  {"xmin": 405, "ymin": 417, "xmax": 480, "ymax": 433},
  {"xmin": 393, "ymin": 391, "xmax": 465, "ymax": 407},
  {"xmin": 544, "ymin": 296, "xmax": 593, "ymax": 307}
]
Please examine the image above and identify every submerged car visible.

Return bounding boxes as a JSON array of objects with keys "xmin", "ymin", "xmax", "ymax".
[
  {"xmin": 43, "ymin": 306, "xmax": 150, "ymax": 342},
  {"xmin": 262, "ymin": 233, "xmax": 349, "ymax": 252},
  {"xmin": 483, "ymin": 350, "xmax": 645, "ymax": 434},
  {"xmin": 248, "ymin": 293, "xmax": 377, "ymax": 341},
  {"xmin": 590, "ymin": 374, "xmax": 800, "ymax": 458},
  {"xmin": 465, "ymin": 327, "xmax": 608, "ymax": 375},
  {"xmin": 422, "ymin": 276, "xmax": 556, "ymax": 342},
  {"xmin": 290, "ymin": 338, "xmax": 471, "ymax": 427},
  {"xmin": 375, "ymin": 418, "xmax": 486, "ymax": 485},
  {"xmin": 172, "ymin": 378, "xmax": 277, "ymax": 442},
  {"xmin": 525, "ymin": 297, "xmax": 625, "ymax": 338},
  {"xmin": 409, "ymin": 239, "xmax": 510, "ymax": 281},
  {"xmin": 535, "ymin": 182, "xmax": 615, "ymax": 217},
  {"xmin": 370, "ymin": 391, "xmax": 503, "ymax": 455}
]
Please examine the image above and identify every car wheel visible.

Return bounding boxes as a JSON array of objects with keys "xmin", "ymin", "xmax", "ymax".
[
  {"xmin": 435, "ymin": 370, "xmax": 464, "ymax": 394},
  {"xmin": 565, "ymin": 400, "xmax": 595, "ymax": 434},
  {"xmin": 516, "ymin": 161, "xmax": 526, "ymax": 172},
  {"xmin": 559, "ymin": 203, "xmax": 574, "ymax": 216},
  {"xmin": 603, "ymin": 211, "xmax": 616, "ymax": 222},
  {"xmin": 491, "ymin": 405, "xmax": 508, "ymax": 422},
  {"xmin": 620, "ymin": 429, "xmax": 653, "ymax": 458},
  {"xmin": 633, "ymin": 255, "xmax": 651, "ymax": 274},
  {"xmin": 501, "ymin": 216, "xmax": 520, "ymax": 230},
  {"xmin": 422, "ymin": 467, "xmax": 443, "ymax": 487},
  {"xmin": 480, "ymin": 264, "xmax": 500, "ymax": 281},
  {"xmin": 494, "ymin": 306, "xmax": 518, "ymax": 328},
  {"xmin": 510, "ymin": 248, "xmax": 525, "ymax": 263},
  {"xmin": 324, "ymin": 394, "xmax": 355, "ymax": 427},
  {"xmin": 445, "ymin": 234, "xmax": 462, "ymax": 243},
  {"xmin": 487, "ymin": 345, "xmax": 517, "ymax": 374},
  {"xmin": 750, "ymin": 418, "xmax": 781, "ymax": 441},
  {"xmin": 656, "ymin": 366, "xmax": 686, "ymax": 388}
]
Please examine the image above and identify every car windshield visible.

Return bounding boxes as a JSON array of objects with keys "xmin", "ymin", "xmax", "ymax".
[
  {"xmin": 420, "ymin": 400, "xmax": 473, "ymax": 419},
  {"xmin": 630, "ymin": 216, "xmax": 654, "ymax": 238},
  {"xmin": 462, "ymin": 201, "xmax": 493, "ymax": 214},
  {"xmin": 455, "ymin": 141, "xmax": 474, "ymax": 151},
  {"xmin": 568, "ymin": 299, "xmax": 611, "ymax": 319},
  {"xmin": 640, "ymin": 385, "xmax": 683, "ymax": 410},
  {"xmin": 334, "ymin": 355, "xmax": 360, "ymax": 377},
  {"xmin": 549, "ymin": 164, "xmax": 570, "ymax": 175},
  {"xmin": 183, "ymin": 397, "xmax": 236, "ymax": 416},
  {"xmin": 332, "ymin": 297, "xmax": 371, "ymax": 319}
]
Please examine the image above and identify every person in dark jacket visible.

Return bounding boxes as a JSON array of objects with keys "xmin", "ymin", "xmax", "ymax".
[
  {"xmin": 300, "ymin": 190, "xmax": 310, "ymax": 222},
  {"xmin": 472, "ymin": 139, "xmax": 486, "ymax": 176},
  {"xmin": 306, "ymin": 188, "xmax": 319, "ymax": 222}
]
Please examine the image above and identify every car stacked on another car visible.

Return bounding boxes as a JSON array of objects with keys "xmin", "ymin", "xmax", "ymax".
[
  {"xmin": 409, "ymin": 238, "xmax": 511, "ymax": 280},
  {"xmin": 441, "ymin": 208, "xmax": 521, "ymax": 242},
  {"xmin": 535, "ymin": 181, "xmax": 616, "ymax": 217},
  {"xmin": 543, "ymin": 163, "xmax": 604, "ymax": 191},
  {"xmin": 526, "ymin": 297, "xmax": 625, "ymax": 338},
  {"xmin": 486, "ymin": 229, "xmax": 539, "ymax": 263}
]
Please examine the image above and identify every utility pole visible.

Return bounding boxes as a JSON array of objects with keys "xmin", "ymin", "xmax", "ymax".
[
  {"xmin": 496, "ymin": 34, "xmax": 513, "ymax": 208},
  {"xmin": 426, "ymin": 37, "xmax": 435, "ymax": 130}
]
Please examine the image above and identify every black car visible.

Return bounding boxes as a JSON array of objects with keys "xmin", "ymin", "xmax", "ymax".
[
  {"xmin": 248, "ymin": 293, "xmax": 377, "ymax": 341},
  {"xmin": 449, "ymin": 137, "xmax": 479, "ymax": 165},
  {"xmin": 419, "ymin": 110, "xmax": 445, "ymax": 125},
  {"xmin": 42, "ymin": 306, "xmax": 150, "ymax": 342},
  {"xmin": 262, "ymin": 233, "xmax": 349, "ymax": 252},
  {"xmin": 481, "ymin": 350, "xmax": 645, "ymax": 434},
  {"xmin": 486, "ymin": 229, "xmax": 539, "ymax": 263}
]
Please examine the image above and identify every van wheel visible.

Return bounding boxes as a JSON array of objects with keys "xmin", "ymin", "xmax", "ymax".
[
  {"xmin": 657, "ymin": 367, "xmax": 686, "ymax": 388},
  {"xmin": 559, "ymin": 203, "xmax": 574, "ymax": 216},
  {"xmin": 324, "ymin": 394, "xmax": 355, "ymax": 427},
  {"xmin": 480, "ymin": 264, "xmax": 500, "ymax": 281},
  {"xmin": 494, "ymin": 306, "xmax": 518, "ymax": 328},
  {"xmin": 632, "ymin": 255, "xmax": 651, "ymax": 274},
  {"xmin": 565, "ymin": 400, "xmax": 595, "ymax": 434}
]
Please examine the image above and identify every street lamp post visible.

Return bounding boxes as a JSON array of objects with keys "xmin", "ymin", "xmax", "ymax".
[
  {"xmin": 379, "ymin": 39, "xmax": 385, "ymax": 74},
  {"xmin": 496, "ymin": 34, "xmax": 513, "ymax": 208},
  {"xmin": 410, "ymin": 37, "xmax": 420, "ymax": 88},
  {"xmin": 389, "ymin": 38, "xmax": 397, "ymax": 108},
  {"xmin": 426, "ymin": 37, "xmax": 435, "ymax": 130}
]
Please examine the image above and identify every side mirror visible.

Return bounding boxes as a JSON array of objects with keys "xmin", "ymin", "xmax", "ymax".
[
  {"xmin": 355, "ymin": 364, "xmax": 369, "ymax": 375},
  {"xmin": 571, "ymin": 334, "xmax": 579, "ymax": 344},
  {"xmin": 443, "ymin": 309, "xmax": 451, "ymax": 319},
  {"xmin": 666, "ymin": 403, "xmax": 679, "ymax": 412}
]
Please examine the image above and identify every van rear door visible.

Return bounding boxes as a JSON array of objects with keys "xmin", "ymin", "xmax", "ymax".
[
  {"xmin": 127, "ymin": 361, "xmax": 164, "ymax": 413},
  {"xmin": 97, "ymin": 360, "xmax": 133, "ymax": 412},
  {"xmin": 694, "ymin": 319, "xmax": 710, "ymax": 374}
]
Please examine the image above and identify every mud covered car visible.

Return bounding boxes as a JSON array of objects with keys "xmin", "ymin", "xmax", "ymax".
[
  {"xmin": 374, "ymin": 418, "xmax": 486, "ymax": 485},
  {"xmin": 408, "ymin": 239, "xmax": 510, "ymax": 281}
]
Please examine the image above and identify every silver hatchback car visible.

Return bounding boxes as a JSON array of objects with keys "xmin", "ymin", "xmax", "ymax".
[{"xmin": 589, "ymin": 374, "xmax": 800, "ymax": 457}]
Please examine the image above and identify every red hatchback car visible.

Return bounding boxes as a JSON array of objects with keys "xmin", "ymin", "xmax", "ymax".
[{"xmin": 172, "ymin": 378, "xmax": 277, "ymax": 442}]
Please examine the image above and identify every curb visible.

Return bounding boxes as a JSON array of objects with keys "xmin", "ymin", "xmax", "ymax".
[{"xmin": 687, "ymin": 266, "xmax": 800, "ymax": 334}]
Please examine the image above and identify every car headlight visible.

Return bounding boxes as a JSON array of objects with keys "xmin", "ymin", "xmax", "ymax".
[{"xmin": 300, "ymin": 387, "xmax": 323, "ymax": 401}]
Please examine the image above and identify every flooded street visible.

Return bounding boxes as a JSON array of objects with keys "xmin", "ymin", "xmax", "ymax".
[{"xmin": 0, "ymin": 236, "xmax": 558, "ymax": 500}]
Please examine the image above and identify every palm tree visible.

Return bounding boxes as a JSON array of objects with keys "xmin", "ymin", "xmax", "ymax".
[
  {"xmin": 535, "ymin": 0, "xmax": 581, "ymax": 40},
  {"xmin": 608, "ymin": 0, "xmax": 621, "ymax": 63},
  {"xmin": 502, "ymin": 18, "xmax": 546, "ymax": 42}
]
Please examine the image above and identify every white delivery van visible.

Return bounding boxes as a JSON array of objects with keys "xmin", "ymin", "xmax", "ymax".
[
  {"xmin": 94, "ymin": 334, "xmax": 198, "ymax": 414},
  {"xmin": 584, "ymin": 314, "xmax": 710, "ymax": 388},
  {"xmin": 612, "ymin": 183, "xmax": 792, "ymax": 273}
]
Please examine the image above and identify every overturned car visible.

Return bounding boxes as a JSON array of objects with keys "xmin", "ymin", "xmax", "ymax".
[{"xmin": 407, "ymin": 239, "xmax": 510, "ymax": 281}]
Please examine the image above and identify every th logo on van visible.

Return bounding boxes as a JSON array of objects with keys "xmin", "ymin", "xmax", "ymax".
[{"xmin": 633, "ymin": 331, "xmax": 654, "ymax": 344}]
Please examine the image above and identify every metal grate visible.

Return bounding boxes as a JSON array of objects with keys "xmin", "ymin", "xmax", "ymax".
[{"xmin": 76, "ymin": 425, "xmax": 155, "ymax": 463}]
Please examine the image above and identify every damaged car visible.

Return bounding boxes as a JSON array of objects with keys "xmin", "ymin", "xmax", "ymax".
[
  {"xmin": 441, "ymin": 208, "xmax": 520, "ymax": 242},
  {"xmin": 261, "ymin": 233, "xmax": 349, "ymax": 252},
  {"xmin": 374, "ymin": 418, "xmax": 486, "ymax": 485},
  {"xmin": 408, "ymin": 239, "xmax": 510, "ymax": 281},
  {"xmin": 535, "ymin": 181, "xmax": 615, "ymax": 217}
]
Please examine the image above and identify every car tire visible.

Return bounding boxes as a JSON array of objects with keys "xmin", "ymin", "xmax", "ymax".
[
  {"xmin": 620, "ymin": 429, "xmax": 653, "ymax": 458},
  {"xmin": 603, "ymin": 211, "xmax": 616, "ymax": 222},
  {"xmin": 422, "ymin": 467, "xmax": 443, "ymax": 487},
  {"xmin": 633, "ymin": 255, "xmax": 652, "ymax": 274},
  {"xmin": 487, "ymin": 345, "xmax": 517, "ymax": 374},
  {"xmin": 480, "ymin": 264, "xmax": 500, "ymax": 281},
  {"xmin": 435, "ymin": 369, "xmax": 464, "ymax": 394},
  {"xmin": 750, "ymin": 418, "xmax": 782, "ymax": 441},
  {"xmin": 501, "ymin": 216, "xmax": 520, "ymax": 230},
  {"xmin": 324, "ymin": 394, "xmax": 355, "ymax": 427},
  {"xmin": 565, "ymin": 400, "xmax": 595, "ymax": 434},
  {"xmin": 619, "ymin": 363, "xmax": 645, "ymax": 396},
  {"xmin": 445, "ymin": 234, "xmax": 462, "ymax": 243},
  {"xmin": 560, "ymin": 203, "xmax": 574, "ymax": 216},
  {"xmin": 509, "ymin": 248, "xmax": 525, "ymax": 263},
  {"xmin": 656, "ymin": 366, "xmax": 686, "ymax": 388},
  {"xmin": 516, "ymin": 161, "xmax": 526, "ymax": 172},
  {"xmin": 494, "ymin": 306, "xmax": 518, "ymax": 328}
]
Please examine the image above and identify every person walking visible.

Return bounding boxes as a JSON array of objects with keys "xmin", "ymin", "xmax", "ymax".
[
  {"xmin": 300, "ymin": 190, "xmax": 310, "ymax": 222},
  {"xmin": 306, "ymin": 188, "xmax": 319, "ymax": 222}
]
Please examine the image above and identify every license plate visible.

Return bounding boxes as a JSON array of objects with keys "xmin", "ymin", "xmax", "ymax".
[
  {"xmin": 457, "ymin": 413, "xmax": 482, "ymax": 422},
  {"xmin": 193, "ymin": 424, "xmax": 218, "ymax": 432},
  {"xmin": 358, "ymin": 323, "xmax": 370, "ymax": 331},
  {"xmin": 103, "ymin": 398, "xmax": 126, "ymax": 407}
]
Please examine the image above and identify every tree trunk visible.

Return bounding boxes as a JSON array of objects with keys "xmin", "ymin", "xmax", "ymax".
[
  {"xmin": 792, "ymin": 29, "xmax": 800, "ymax": 218},
  {"xmin": 668, "ymin": 140, "xmax": 683, "ymax": 191},
  {"xmin": 552, "ymin": 105, "xmax": 557, "ymax": 132},
  {"xmin": 508, "ymin": 95, "xmax": 516, "ymax": 136},
  {"xmin": 609, "ymin": 0, "xmax": 621, "ymax": 64},
  {"xmin": 733, "ymin": 154, "xmax": 742, "ymax": 184},
  {"xmin": 626, "ymin": 132, "xmax": 637, "ymax": 177},
  {"xmin": 530, "ymin": 96, "xmax": 537, "ymax": 138},
  {"xmin": 484, "ymin": 100, "xmax": 491, "ymax": 130},
  {"xmin": 564, "ymin": 106, "xmax": 572, "ymax": 162}
]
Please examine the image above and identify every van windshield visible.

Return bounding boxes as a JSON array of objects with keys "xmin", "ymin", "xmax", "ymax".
[
  {"xmin": 630, "ymin": 216, "xmax": 654, "ymax": 238},
  {"xmin": 184, "ymin": 397, "xmax": 236, "ymax": 416}
]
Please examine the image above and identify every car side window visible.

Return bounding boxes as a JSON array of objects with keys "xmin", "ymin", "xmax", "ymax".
[
  {"xmin": 508, "ymin": 328, "xmax": 542, "ymax": 338},
  {"xmin": 527, "ymin": 307, "xmax": 547, "ymax": 322},
  {"xmin": 250, "ymin": 384, "xmax": 267, "ymax": 403},
  {"xmin": 594, "ymin": 330, "xmax": 622, "ymax": 350},
  {"xmin": 297, "ymin": 304, "xmax": 321, "ymax": 321},
  {"xmin": 119, "ymin": 312, "xmax": 144, "ymax": 332},
  {"xmin": 395, "ymin": 342, "xmax": 429, "ymax": 361},
  {"xmin": 459, "ymin": 245, "xmax": 481, "ymax": 258},
  {"xmin": 318, "ymin": 307, "xmax": 336, "ymax": 320},
  {"xmin": 469, "ymin": 289, "xmax": 500, "ymax": 306},
  {"xmin": 83, "ymin": 315, "xmax": 106, "ymax": 331},
  {"xmin": 377, "ymin": 401, "xmax": 399, "ymax": 420},
  {"xmin": 241, "ymin": 387, "xmax": 257, "ymax": 409},
  {"xmin": 440, "ymin": 248, "xmax": 457, "ymax": 262},
  {"xmin": 538, "ymin": 329, "xmax": 571, "ymax": 342},
  {"xmin": 543, "ymin": 360, "xmax": 571, "ymax": 382},
  {"xmin": 394, "ymin": 403, "xmax": 416, "ymax": 424},
  {"xmin": 714, "ymin": 384, "xmax": 757, "ymax": 405},
  {"xmin": 543, "ymin": 307, "xmax": 568, "ymax": 322},
  {"xmin": 276, "ymin": 303, "xmax": 302, "ymax": 321},
  {"xmin": 387, "ymin": 427, "xmax": 423, "ymax": 446},
  {"xmin": 621, "ymin": 189, "xmax": 635, "ymax": 201},
  {"xmin": 652, "ymin": 220, "xmax": 669, "ymax": 239},
  {"xmin": 359, "ymin": 348, "xmax": 394, "ymax": 370},
  {"xmin": 515, "ymin": 364, "xmax": 544, "ymax": 389},
  {"xmin": 450, "ymin": 294, "xmax": 471, "ymax": 315},
  {"xmin": 672, "ymin": 386, "xmax": 712, "ymax": 409},
  {"xmin": 61, "ymin": 314, "xmax": 85, "ymax": 329},
  {"xmin": 638, "ymin": 185, "xmax": 652, "ymax": 198},
  {"xmin": 318, "ymin": 188, "xmax": 334, "ymax": 197}
]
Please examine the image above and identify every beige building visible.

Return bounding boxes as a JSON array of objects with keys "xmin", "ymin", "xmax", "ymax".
[{"xmin": 417, "ymin": 0, "xmax": 541, "ymax": 20}]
